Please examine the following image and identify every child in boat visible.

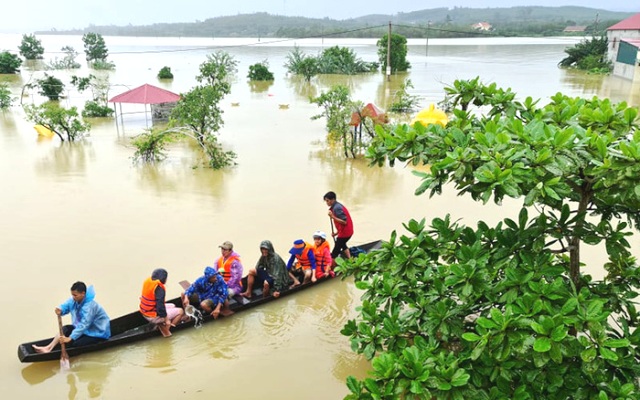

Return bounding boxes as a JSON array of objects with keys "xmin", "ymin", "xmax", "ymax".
[
  {"xmin": 33, "ymin": 281, "xmax": 110, "ymax": 353},
  {"xmin": 139, "ymin": 268, "xmax": 185, "ymax": 337},
  {"xmin": 311, "ymin": 231, "xmax": 334, "ymax": 279},
  {"xmin": 181, "ymin": 267, "xmax": 233, "ymax": 319}
]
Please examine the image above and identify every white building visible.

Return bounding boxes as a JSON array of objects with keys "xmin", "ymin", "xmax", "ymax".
[{"xmin": 607, "ymin": 13, "xmax": 640, "ymax": 81}]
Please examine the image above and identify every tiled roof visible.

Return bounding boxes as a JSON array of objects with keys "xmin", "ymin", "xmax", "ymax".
[{"xmin": 608, "ymin": 13, "xmax": 640, "ymax": 30}]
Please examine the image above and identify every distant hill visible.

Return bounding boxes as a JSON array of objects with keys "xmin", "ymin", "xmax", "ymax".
[{"xmin": 37, "ymin": 7, "xmax": 634, "ymax": 38}]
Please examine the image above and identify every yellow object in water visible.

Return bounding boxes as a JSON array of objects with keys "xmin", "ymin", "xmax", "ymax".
[
  {"xmin": 411, "ymin": 103, "xmax": 448, "ymax": 127},
  {"xmin": 34, "ymin": 124, "xmax": 55, "ymax": 138}
]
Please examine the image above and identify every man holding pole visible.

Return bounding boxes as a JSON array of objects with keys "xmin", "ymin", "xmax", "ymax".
[{"xmin": 323, "ymin": 191, "xmax": 354, "ymax": 264}]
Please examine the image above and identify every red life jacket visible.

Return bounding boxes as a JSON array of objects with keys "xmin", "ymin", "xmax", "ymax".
[
  {"xmin": 139, "ymin": 277, "xmax": 165, "ymax": 317},
  {"xmin": 217, "ymin": 255, "xmax": 239, "ymax": 283},
  {"xmin": 332, "ymin": 202, "xmax": 354, "ymax": 238}
]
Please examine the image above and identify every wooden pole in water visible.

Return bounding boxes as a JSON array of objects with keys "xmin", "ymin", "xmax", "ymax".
[{"xmin": 386, "ymin": 22, "xmax": 392, "ymax": 82}]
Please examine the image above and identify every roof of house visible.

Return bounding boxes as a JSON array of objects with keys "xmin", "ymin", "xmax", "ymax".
[
  {"xmin": 621, "ymin": 38, "xmax": 640, "ymax": 48},
  {"xmin": 608, "ymin": 13, "xmax": 640, "ymax": 31},
  {"xmin": 108, "ymin": 84, "xmax": 181, "ymax": 104},
  {"xmin": 563, "ymin": 26, "xmax": 587, "ymax": 32}
]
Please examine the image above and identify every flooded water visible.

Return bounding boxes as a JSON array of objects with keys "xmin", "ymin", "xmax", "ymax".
[{"xmin": 1, "ymin": 34, "xmax": 639, "ymax": 399}]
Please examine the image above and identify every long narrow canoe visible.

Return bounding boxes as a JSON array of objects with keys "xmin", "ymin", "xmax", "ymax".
[{"xmin": 18, "ymin": 240, "xmax": 381, "ymax": 363}]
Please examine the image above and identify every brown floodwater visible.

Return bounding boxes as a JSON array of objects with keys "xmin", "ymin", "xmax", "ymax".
[{"xmin": 1, "ymin": 34, "xmax": 639, "ymax": 399}]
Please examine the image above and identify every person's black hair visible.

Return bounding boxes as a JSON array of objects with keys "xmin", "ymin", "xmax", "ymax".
[
  {"xmin": 70, "ymin": 281, "xmax": 87, "ymax": 293},
  {"xmin": 151, "ymin": 268, "xmax": 168, "ymax": 284},
  {"xmin": 323, "ymin": 191, "xmax": 336, "ymax": 201}
]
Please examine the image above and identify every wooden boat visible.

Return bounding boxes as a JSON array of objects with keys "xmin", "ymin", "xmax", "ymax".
[{"xmin": 18, "ymin": 240, "xmax": 381, "ymax": 363}]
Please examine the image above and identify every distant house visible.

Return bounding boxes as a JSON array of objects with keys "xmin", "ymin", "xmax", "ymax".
[
  {"xmin": 563, "ymin": 26, "xmax": 587, "ymax": 33},
  {"xmin": 606, "ymin": 13, "xmax": 640, "ymax": 81},
  {"xmin": 471, "ymin": 22, "xmax": 492, "ymax": 31}
]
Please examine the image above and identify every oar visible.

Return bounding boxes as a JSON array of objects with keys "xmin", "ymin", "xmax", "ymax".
[
  {"xmin": 329, "ymin": 216, "xmax": 336, "ymax": 244},
  {"xmin": 57, "ymin": 314, "xmax": 70, "ymax": 370}
]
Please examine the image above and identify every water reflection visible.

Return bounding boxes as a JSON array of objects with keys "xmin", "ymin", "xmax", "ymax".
[
  {"xmin": 249, "ymin": 80, "xmax": 274, "ymax": 94},
  {"xmin": 35, "ymin": 141, "xmax": 95, "ymax": 178},
  {"xmin": 135, "ymin": 160, "xmax": 229, "ymax": 200},
  {"xmin": 143, "ymin": 338, "xmax": 176, "ymax": 369},
  {"xmin": 285, "ymin": 75, "xmax": 318, "ymax": 101}
]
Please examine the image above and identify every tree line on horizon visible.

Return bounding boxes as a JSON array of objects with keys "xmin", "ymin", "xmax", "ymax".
[{"xmin": 35, "ymin": 6, "xmax": 632, "ymax": 39}]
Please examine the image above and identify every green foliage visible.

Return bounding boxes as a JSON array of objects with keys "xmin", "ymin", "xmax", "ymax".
[
  {"xmin": 0, "ymin": 51, "xmax": 22, "ymax": 74},
  {"xmin": 247, "ymin": 61, "xmax": 274, "ymax": 81},
  {"xmin": 90, "ymin": 59, "xmax": 115, "ymax": 70},
  {"xmin": 168, "ymin": 52, "xmax": 236, "ymax": 169},
  {"xmin": 377, "ymin": 33, "xmax": 411, "ymax": 73},
  {"xmin": 559, "ymin": 36, "xmax": 611, "ymax": 73},
  {"xmin": 316, "ymin": 46, "xmax": 378, "ymax": 74},
  {"xmin": 343, "ymin": 78, "xmax": 640, "ymax": 399},
  {"xmin": 37, "ymin": 74, "xmax": 65, "ymax": 101},
  {"xmin": 311, "ymin": 85, "xmax": 366, "ymax": 158},
  {"xmin": 82, "ymin": 33, "xmax": 109, "ymax": 63},
  {"xmin": 23, "ymin": 103, "xmax": 90, "ymax": 141},
  {"xmin": 18, "ymin": 34, "xmax": 44, "ymax": 60},
  {"xmin": 47, "ymin": 46, "xmax": 81, "ymax": 70},
  {"xmin": 285, "ymin": 47, "xmax": 319, "ymax": 82},
  {"xmin": 0, "ymin": 83, "xmax": 14, "ymax": 109},
  {"xmin": 157, "ymin": 66, "xmax": 174, "ymax": 79},
  {"xmin": 81, "ymin": 100, "xmax": 114, "ymax": 118},
  {"xmin": 132, "ymin": 129, "xmax": 174, "ymax": 162},
  {"xmin": 389, "ymin": 79, "xmax": 420, "ymax": 113}
]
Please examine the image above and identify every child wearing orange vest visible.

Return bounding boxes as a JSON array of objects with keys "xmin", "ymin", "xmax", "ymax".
[{"xmin": 312, "ymin": 231, "xmax": 334, "ymax": 278}]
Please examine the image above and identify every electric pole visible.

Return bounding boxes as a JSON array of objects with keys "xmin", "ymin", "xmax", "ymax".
[{"xmin": 386, "ymin": 22, "xmax": 392, "ymax": 82}]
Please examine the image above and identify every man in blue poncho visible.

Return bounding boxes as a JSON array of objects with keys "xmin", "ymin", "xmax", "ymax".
[
  {"xmin": 33, "ymin": 281, "xmax": 111, "ymax": 353},
  {"xmin": 181, "ymin": 267, "xmax": 232, "ymax": 319}
]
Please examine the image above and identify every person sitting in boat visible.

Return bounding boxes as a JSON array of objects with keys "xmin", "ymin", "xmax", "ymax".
[
  {"xmin": 241, "ymin": 240, "xmax": 290, "ymax": 299},
  {"xmin": 215, "ymin": 241, "xmax": 244, "ymax": 297},
  {"xmin": 33, "ymin": 281, "xmax": 110, "ymax": 354},
  {"xmin": 311, "ymin": 230, "xmax": 334, "ymax": 279},
  {"xmin": 287, "ymin": 239, "xmax": 318, "ymax": 286},
  {"xmin": 181, "ymin": 267, "xmax": 233, "ymax": 319},
  {"xmin": 140, "ymin": 268, "xmax": 185, "ymax": 337}
]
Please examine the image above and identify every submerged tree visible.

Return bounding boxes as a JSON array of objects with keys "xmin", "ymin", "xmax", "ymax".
[
  {"xmin": 248, "ymin": 60, "xmax": 274, "ymax": 81},
  {"xmin": 0, "ymin": 51, "xmax": 22, "ymax": 74},
  {"xmin": 0, "ymin": 83, "xmax": 14, "ymax": 109},
  {"xmin": 559, "ymin": 36, "xmax": 611, "ymax": 73},
  {"xmin": 82, "ymin": 33, "xmax": 114, "ymax": 69},
  {"xmin": 23, "ymin": 103, "xmax": 91, "ymax": 141},
  {"xmin": 18, "ymin": 34, "xmax": 45, "ymax": 60},
  {"xmin": 36, "ymin": 74, "xmax": 65, "ymax": 101},
  {"xmin": 377, "ymin": 32, "xmax": 411, "ymax": 74},
  {"xmin": 71, "ymin": 74, "xmax": 114, "ymax": 117},
  {"xmin": 389, "ymin": 79, "xmax": 420, "ymax": 113},
  {"xmin": 47, "ymin": 46, "xmax": 81, "ymax": 70},
  {"xmin": 341, "ymin": 78, "xmax": 640, "ymax": 399}
]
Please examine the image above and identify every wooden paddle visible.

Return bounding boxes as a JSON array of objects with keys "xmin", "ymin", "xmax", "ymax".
[{"xmin": 57, "ymin": 314, "xmax": 70, "ymax": 370}]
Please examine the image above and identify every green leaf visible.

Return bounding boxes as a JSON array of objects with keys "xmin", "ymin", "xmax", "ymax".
[
  {"xmin": 599, "ymin": 347, "xmax": 619, "ymax": 361},
  {"xmin": 581, "ymin": 347, "xmax": 597, "ymax": 362},
  {"xmin": 550, "ymin": 326, "xmax": 568, "ymax": 342},
  {"xmin": 533, "ymin": 337, "xmax": 552, "ymax": 352},
  {"xmin": 561, "ymin": 298, "xmax": 578, "ymax": 314},
  {"xmin": 476, "ymin": 317, "xmax": 498, "ymax": 329},
  {"xmin": 450, "ymin": 369, "xmax": 470, "ymax": 387},
  {"xmin": 346, "ymin": 376, "xmax": 361, "ymax": 394},
  {"xmin": 602, "ymin": 338, "xmax": 630, "ymax": 348},
  {"xmin": 462, "ymin": 332, "xmax": 482, "ymax": 342}
]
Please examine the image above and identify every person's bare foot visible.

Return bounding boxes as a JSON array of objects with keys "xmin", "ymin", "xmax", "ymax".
[
  {"xmin": 240, "ymin": 291, "xmax": 252, "ymax": 299},
  {"xmin": 158, "ymin": 324, "xmax": 172, "ymax": 338},
  {"xmin": 220, "ymin": 309, "xmax": 234, "ymax": 317},
  {"xmin": 273, "ymin": 291, "xmax": 280, "ymax": 298},
  {"xmin": 32, "ymin": 345, "xmax": 51, "ymax": 354}
]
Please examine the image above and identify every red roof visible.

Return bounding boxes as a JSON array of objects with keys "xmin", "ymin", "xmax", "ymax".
[
  {"xmin": 608, "ymin": 13, "xmax": 640, "ymax": 31},
  {"xmin": 109, "ymin": 84, "xmax": 180, "ymax": 104}
]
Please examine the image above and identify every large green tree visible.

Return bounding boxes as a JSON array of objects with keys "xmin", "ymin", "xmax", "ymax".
[
  {"xmin": 82, "ymin": 33, "xmax": 109, "ymax": 64},
  {"xmin": 18, "ymin": 34, "xmax": 45, "ymax": 60},
  {"xmin": 377, "ymin": 33, "xmax": 411, "ymax": 73},
  {"xmin": 0, "ymin": 51, "xmax": 22, "ymax": 74},
  {"xmin": 341, "ymin": 79, "xmax": 640, "ymax": 399}
]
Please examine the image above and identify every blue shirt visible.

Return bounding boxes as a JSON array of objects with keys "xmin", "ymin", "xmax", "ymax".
[{"xmin": 59, "ymin": 285, "xmax": 111, "ymax": 340}]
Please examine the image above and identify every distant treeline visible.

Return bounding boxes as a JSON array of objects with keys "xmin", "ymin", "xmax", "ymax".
[{"xmin": 37, "ymin": 7, "xmax": 633, "ymax": 38}]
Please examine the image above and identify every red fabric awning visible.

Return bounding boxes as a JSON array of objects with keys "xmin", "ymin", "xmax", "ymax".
[
  {"xmin": 350, "ymin": 103, "xmax": 388, "ymax": 126},
  {"xmin": 109, "ymin": 84, "xmax": 180, "ymax": 105}
]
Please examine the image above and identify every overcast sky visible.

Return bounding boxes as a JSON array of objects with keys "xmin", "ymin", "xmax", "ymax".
[{"xmin": 2, "ymin": 0, "xmax": 636, "ymax": 33}]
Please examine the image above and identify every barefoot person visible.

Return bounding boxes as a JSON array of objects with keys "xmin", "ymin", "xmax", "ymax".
[
  {"xmin": 33, "ymin": 281, "xmax": 110, "ymax": 354},
  {"xmin": 241, "ymin": 240, "xmax": 290, "ymax": 299},
  {"xmin": 181, "ymin": 267, "xmax": 233, "ymax": 319},
  {"xmin": 324, "ymin": 191, "xmax": 354, "ymax": 264},
  {"xmin": 140, "ymin": 268, "xmax": 185, "ymax": 337},
  {"xmin": 215, "ymin": 241, "xmax": 244, "ymax": 297},
  {"xmin": 286, "ymin": 239, "xmax": 318, "ymax": 285}
]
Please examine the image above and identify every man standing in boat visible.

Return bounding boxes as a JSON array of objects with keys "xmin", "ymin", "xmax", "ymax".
[
  {"xmin": 33, "ymin": 281, "xmax": 110, "ymax": 353},
  {"xmin": 324, "ymin": 191, "xmax": 354, "ymax": 263}
]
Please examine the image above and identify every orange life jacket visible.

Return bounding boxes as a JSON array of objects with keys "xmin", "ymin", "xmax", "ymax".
[
  {"xmin": 139, "ymin": 277, "xmax": 165, "ymax": 317},
  {"xmin": 294, "ymin": 242, "xmax": 314, "ymax": 270},
  {"xmin": 217, "ymin": 255, "xmax": 239, "ymax": 283},
  {"xmin": 313, "ymin": 240, "xmax": 332, "ymax": 273}
]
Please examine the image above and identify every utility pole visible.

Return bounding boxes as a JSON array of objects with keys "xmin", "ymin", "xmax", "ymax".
[
  {"xmin": 386, "ymin": 22, "xmax": 392, "ymax": 82},
  {"xmin": 426, "ymin": 20, "xmax": 431, "ymax": 57}
]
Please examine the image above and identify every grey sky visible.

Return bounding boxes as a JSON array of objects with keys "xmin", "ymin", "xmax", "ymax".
[{"xmin": 4, "ymin": 0, "xmax": 636, "ymax": 33}]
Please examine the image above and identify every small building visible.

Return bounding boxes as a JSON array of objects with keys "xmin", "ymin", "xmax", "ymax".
[
  {"xmin": 606, "ymin": 13, "xmax": 640, "ymax": 81},
  {"xmin": 563, "ymin": 26, "xmax": 587, "ymax": 33},
  {"xmin": 471, "ymin": 22, "xmax": 492, "ymax": 31}
]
